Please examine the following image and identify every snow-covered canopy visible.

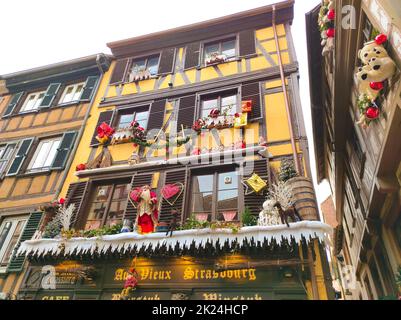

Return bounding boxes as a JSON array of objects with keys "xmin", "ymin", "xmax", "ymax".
[{"xmin": 18, "ymin": 221, "xmax": 332, "ymax": 258}]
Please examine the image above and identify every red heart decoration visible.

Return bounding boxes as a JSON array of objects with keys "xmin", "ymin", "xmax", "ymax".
[
  {"xmin": 366, "ymin": 107, "xmax": 380, "ymax": 120},
  {"xmin": 326, "ymin": 28, "xmax": 335, "ymax": 38},
  {"xmin": 375, "ymin": 34, "xmax": 387, "ymax": 45},
  {"xmin": 327, "ymin": 9, "xmax": 335, "ymax": 20},
  {"xmin": 369, "ymin": 82, "xmax": 384, "ymax": 91},
  {"xmin": 161, "ymin": 183, "xmax": 184, "ymax": 206}
]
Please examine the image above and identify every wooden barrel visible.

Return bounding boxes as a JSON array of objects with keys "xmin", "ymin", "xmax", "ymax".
[{"xmin": 286, "ymin": 177, "xmax": 319, "ymax": 221}]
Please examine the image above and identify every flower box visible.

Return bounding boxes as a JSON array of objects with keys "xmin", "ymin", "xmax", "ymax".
[{"xmin": 195, "ymin": 213, "xmax": 209, "ymax": 222}]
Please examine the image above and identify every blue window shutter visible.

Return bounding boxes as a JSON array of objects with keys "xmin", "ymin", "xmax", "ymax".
[
  {"xmin": 39, "ymin": 83, "xmax": 61, "ymax": 108},
  {"xmin": 80, "ymin": 76, "xmax": 99, "ymax": 101},
  {"xmin": 6, "ymin": 138, "xmax": 34, "ymax": 176},
  {"xmin": 2, "ymin": 92, "xmax": 24, "ymax": 117},
  {"xmin": 51, "ymin": 131, "xmax": 77, "ymax": 170},
  {"xmin": 7, "ymin": 212, "xmax": 43, "ymax": 273}
]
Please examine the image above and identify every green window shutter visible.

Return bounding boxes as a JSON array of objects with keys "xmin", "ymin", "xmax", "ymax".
[
  {"xmin": 51, "ymin": 131, "xmax": 78, "ymax": 170},
  {"xmin": 80, "ymin": 76, "xmax": 99, "ymax": 101},
  {"xmin": 39, "ymin": 83, "xmax": 61, "ymax": 108},
  {"xmin": 6, "ymin": 138, "xmax": 34, "ymax": 176},
  {"xmin": 2, "ymin": 92, "xmax": 24, "ymax": 117},
  {"xmin": 7, "ymin": 212, "xmax": 43, "ymax": 273}
]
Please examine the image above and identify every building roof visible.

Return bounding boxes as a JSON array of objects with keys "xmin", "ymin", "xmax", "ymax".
[
  {"xmin": 1, "ymin": 54, "xmax": 112, "ymax": 93},
  {"xmin": 107, "ymin": 1, "xmax": 295, "ymax": 58}
]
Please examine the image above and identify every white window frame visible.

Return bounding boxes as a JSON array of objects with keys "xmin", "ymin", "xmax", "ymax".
[
  {"xmin": 0, "ymin": 143, "xmax": 18, "ymax": 178},
  {"xmin": 0, "ymin": 216, "xmax": 27, "ymax": 273},
  {"xmin": 19, "ymin": 91, "xmax": 46, "ymax": 113},
  {"xmin": 58, "ymin": 82, "xmax": 85, "ymax": 105},
  {"xmin": 27, "ymin": 137, "xmax": 62, "ymax": 172}
]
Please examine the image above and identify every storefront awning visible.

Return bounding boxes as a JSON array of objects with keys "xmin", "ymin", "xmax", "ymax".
[{"xmin": 18, "ymin": 221, "xmax": 332, "ymax": 258}]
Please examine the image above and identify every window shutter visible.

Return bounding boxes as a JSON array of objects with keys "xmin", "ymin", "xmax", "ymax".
[
  {"xmin": 158, "ymin": 48, "xmax": 176, "ymax": 75},
  {"xmin": 80, "ymin": 76, "xmax": 99, "ymax": 101},
  {"xmin": 90, "ymin": 110, "xmax": 114, "ymax": 146},
  {"xmin": 242, "ymin": 82, "xmax": 262, "ymax": 120},
  {"xmin": 39, "ymin": 83, "xmax": 61, "ymax": 108},
  {"xmin": 184, "ymin": 42, "xmax": 201, "ymax": 69},
  {"xmin": 243, "ymin": 159, "xmax": 269, "ymax": 217},
  {"xmin": 239, "ymin": 30, "xmax": 256, "ymax": 57},
  {"xmin": 51, "ymin": 131, "xmax": 77, "ymax": 170},
  {"xmin": 7, "ymin": 212, "xmax": 43, "ymax": 273},
  {"xmin": 123, "ymin": 174, "xmax": 153, "ymax": 221},
  {"xmin": 159, "ymin": 169, "xmax": 187, "ymax": 224},
  {"xmin": 176, "ymin": 95, "xmax": 196, "ymax": 130},
  {"xmin": 109, "ymin": 59, "xmax": 129, "ymax": 85},
  {"xmin": 147, "ymin": 100, "xmax": 166, "ymax": 131},
  {"xmin": 6, "ymin": 138, "xmax": 34, "ymax": 176},
  {"xmin": 65, "ymin": 181, "xmax": 90, "ymax": 229},
  {"xmin": 2, "ymin": 92, "xmax": 23, "ymax": 117}
]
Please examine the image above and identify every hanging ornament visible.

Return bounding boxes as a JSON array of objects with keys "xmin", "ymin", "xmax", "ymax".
[
  {"xmin": 326, "ymin": 28, "xmax": 335, "ymax": 38},
  {"xmin": 327, "ymin": 9, "xmax": 335, "ymax": 20},
  {"xmin": 161, "ymin": 183, "xmax": 184, "ymax": 206},
  {"xmin": 366, "ymin": 107, "xmax": 380, "ymax": 120},
  {"xmin": 369, "ymin": 82, "xmax": 384, "ymax": 91},
  {"xmin": 75, "ymin": 163, "xmax": 86, "ymax": 171},
  {"xmin": 375, "ymin": 34, "xmax": 387, "ymax": 45}
]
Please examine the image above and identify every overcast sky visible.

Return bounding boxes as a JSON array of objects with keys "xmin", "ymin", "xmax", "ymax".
[{"xmin": 0, "ymin": 0, "xmax": 330, "ymax": 203}]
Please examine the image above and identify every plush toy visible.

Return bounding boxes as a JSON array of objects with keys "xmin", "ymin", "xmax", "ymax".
[
  {"xmin": 357, "ymin": 56, "xmax": 396, "ymax": 82},
  {"xmin": 322, "ymin": 37, "xmax": 334, "ymax": 56},
  {"xmin": 359, "ymin": 42, "xmax": 388, "ymax": 65}
]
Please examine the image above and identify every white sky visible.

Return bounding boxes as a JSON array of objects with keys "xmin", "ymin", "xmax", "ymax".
[{"xmin": 0, "ymin": 0, "xmax": 330, "ymax": 203}]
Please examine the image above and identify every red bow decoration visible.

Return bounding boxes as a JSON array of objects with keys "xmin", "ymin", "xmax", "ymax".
[
  {"xmin": 209, "ymin": 109, "xmax": 220, "ymax": 118},
  {"xmin": 97, "ymin": 122, "xmax": 115, "ymax": 138}
]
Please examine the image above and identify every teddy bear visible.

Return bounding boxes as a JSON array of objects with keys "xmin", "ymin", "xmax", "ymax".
[
  {"xmin": 357, "ymin": 56, "xmax": 396, "ymax": 83},
  {"xmin": 355, "ymin": 65, "xmax": 381, "ymax": 100},
  {"xmin": 358, "ymin": 41, "xmax": 388, "ymax": 64}
]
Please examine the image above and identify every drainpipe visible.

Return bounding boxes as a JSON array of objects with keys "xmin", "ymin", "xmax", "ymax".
[
  {"xmin": 272, "ymin": 5, "xmax": 301, "ymax": 174},
  {"xmin": 52, "ymin": 54, "xmax": 108, "ymax": 200}
]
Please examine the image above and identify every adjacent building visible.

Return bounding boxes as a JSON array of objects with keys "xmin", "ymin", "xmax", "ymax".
[
  {"xmin": 0, "ymin": 55, "xmax": 111, "ymax": 298},
  {"xmin": 307, "ymin": 0, "xmax": 401, "ymax": 300}
]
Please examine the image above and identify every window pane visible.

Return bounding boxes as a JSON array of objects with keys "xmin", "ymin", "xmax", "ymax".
[
  {"xmin": 33, "ymin": 92, "xmax": 45, "ymax": 109},
  {"xmin": 222, "ymin": 39, "xmax": 236, "ymax": 58},
  {"xmin": 147, "ymin": 56, "xmax": 159, "ymax": 76},
  {"xmin": 201, "ymin": 98, "xmax": 218, "ymax": 118},
  {"xmin": 118, "ymin": 114, "xmax": 135, "ymax": 129},
  {"xmin": 31, "ymin": 141, "xmax": 52, "ymax": 169},
  {"xmin": 191, "ymin": 192, "xmax": 213, "ymax": 213},
  {"xmin": 221, "ymin": 95, "xmax": 237, "ymax": 114},
  {"xmin": 135, "ymin": 111, "xmax": 149, "ymax": 129},
  {"xmin": 193, "ymin": 175, "xmax": 214, "ymax": 192},
  {"xmin": 131, "ymin": 59, "xmax": 146, "ymax": 72},
  {"xmin": 0, "ymin": 222, "xmax": 12, "ymax": 251},
  {"xmin": 204, "ymin": 43, "xmax": 219, "ymax": 60},
  {"xmin": 0, "ymin": 220, "xmax": 25, "ymax": 266},
  {"xmin": 43, "ymin": 140, "xmax": 61, "ymax": 167},
  {"xmin": 218, "ymin": 172, "xmax": 238, "ymax": 190},
  {"xmin": 86, "ymin": 185, "xmax": 113, "ymax": 230},
  {"xmin": 72, "ymin": 84, "xmax": 84, "ymax": 101}
]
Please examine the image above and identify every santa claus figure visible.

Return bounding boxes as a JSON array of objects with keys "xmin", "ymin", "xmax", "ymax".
[{"xmin": 130, "ymin": 185, "xmax": 158, "ymax": 234}]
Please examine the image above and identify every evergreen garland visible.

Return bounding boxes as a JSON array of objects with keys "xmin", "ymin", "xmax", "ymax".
[{"xmin": 279, "ymin": 159, "xmax": 298, "ymax": 182}]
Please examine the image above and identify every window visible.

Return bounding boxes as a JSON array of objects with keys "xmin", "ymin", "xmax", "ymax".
[
  {"xmin": 85, "ymin": 182, "xmax": 130, "ymax": 230},
  {"xmin": 27, "ymin": 137, "xmax": 61, "ymax": 172},
  {"xmin": 0, "ymin": 143, "xmax": 17, "ymax": 176},
  {"xmin": 204, "ymin": 38, "xmax": 236, "ymax": 64},
  {"xmin": 19, "ymin": 91, "xmax": 46, "ymax": 113},
  {"xmin": 191, "ymin": 170, "xmax": 239, "ymax": 221},
  {"xmin": 200, "ymin": 91, "xmax": 238, "ymax": 118},
  {"xmin": 129, "ymin": 55, "xmax": 159, "ymax": 77},
  {"xmin": 59, "ymin": 82, "xmax": 85, "ymax": 104},
  {"xmin": 0, "ymin": 217, "xmax": 26, "ymax": 271},
  {"xmin": 116, "ymin": 108, "xmax": 149, "ymax": 130}
]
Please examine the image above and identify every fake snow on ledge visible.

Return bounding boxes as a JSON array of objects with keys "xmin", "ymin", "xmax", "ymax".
[{"xmin": 18, "ymin": 221, "xmax": 332, "ymax": 258}]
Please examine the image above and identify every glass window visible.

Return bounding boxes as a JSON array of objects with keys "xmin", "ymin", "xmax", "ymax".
[
  {"xmin": 59, "ymin": 83, "xmax": 85, "ymax": 104},
  {"xmin": 204, "ymin": 38, "xmax": 237, "ymax": 64},
  {"xmin": 130, "ymin": 55, "xmax": 159, "ymax": 77},
  {"xmin": 191, "ymin": 170, "xmax": 238, "ymax": 221},
  {"xmin": 117, "ymin": 109, "xmax": 149, "ymax": 130},
  {"xmin": 20, "ymin": 91, "xmax": 46, "ymax": 113},
  {"xmin": 85, "ymin": 183, "xmax": 130, "ymax": 230},
  {"xmin": 200, "ymin": 92, "xmax": 237, "ymax": 118},
  {"xmin": 0, "ymin": 218, "xmax": 26, "ymax": 269},
  {"xmin": 0, "ymin": 143, "xmax": 17, "ymax": 176},
  {"xmin": 28, "ymin": 137, "xmax": 61, "ymax": 171}
]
